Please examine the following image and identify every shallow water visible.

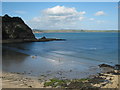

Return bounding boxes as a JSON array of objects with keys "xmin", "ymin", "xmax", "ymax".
[{"xmin": 2, "ymin": 32, "xmax": 118, "ymax": 79}]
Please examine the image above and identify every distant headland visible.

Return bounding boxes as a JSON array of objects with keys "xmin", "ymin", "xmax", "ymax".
[{"xmin": 33, "ymin": 29, "xmax": 119, "ymax": 33}]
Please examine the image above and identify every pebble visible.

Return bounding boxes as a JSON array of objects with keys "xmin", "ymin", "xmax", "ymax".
[
  {"xmin": 31, "ymin": 56, "xmax": 36, "ymax": 59},
  {"xmin": 106, "ymin": 77, "xmax": 111, "ymax": 80},
  {"xmin": 28, "ymin": 85, "xmax": 32, "ymax": 88}
]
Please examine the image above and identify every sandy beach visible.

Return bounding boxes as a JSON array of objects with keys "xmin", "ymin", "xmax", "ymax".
[
  {"xmin": 1, "ymin": 72, "xmax": 44, "ymax": 88},
  {"xmin": 1, "ymin": 68, "xmax": 120, "ymax": 89}
]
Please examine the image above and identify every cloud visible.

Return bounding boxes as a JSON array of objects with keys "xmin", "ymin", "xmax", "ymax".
[
  {"xmin": 89, "ymin": 18, "xmax": 95, "ymax": 21},
  {"xmin": 28, "ymin": 6, "xmax": 86, "ymax": 29},
  {"xmin": 14, "ymin": 10, "xmax": 27, "ymax": 14},
  {"xmin": 95, "ymin": 11, "xmax": 105, "ymax": 16},
  {"xmin": 43, "ymin": 6, "xmax": 76, "ymax": 15},
  {"xmin": 79, "ymin": 17, "xmax": 85, "ymax": 21},
  {"xmin": 79, "ymin": 11, "xmax": 86, "ymax": 15}
]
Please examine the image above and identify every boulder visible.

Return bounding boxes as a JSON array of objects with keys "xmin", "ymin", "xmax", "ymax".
[
  {"xmin": 114, "ymin": 64, "xmax": 120, "ymax": 70},
  {"xmin": 99, "ymin": 64, "xmax": 114, "ymax": 69},
  {"xmin": 41, "ymin": 36, "xmax": 46, "ymax": 39}
]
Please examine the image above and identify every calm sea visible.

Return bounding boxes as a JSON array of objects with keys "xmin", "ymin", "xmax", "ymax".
[{"xmin": 2, "ymin": 32, "xmax": 118, "ymax": 79}]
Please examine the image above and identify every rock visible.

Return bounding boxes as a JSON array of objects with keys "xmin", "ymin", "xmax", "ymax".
[
  {"xmin": 41, "ymin": 36, "xmax": 46, "ymax": 39},
  {"xmin": 106, "ymin": 77, "xmax": 111, "ymax": 80},
  {"xmin": 101, "ymin": 83, "xmax": 106, "ymax": 86},
  {"xmin": 28, "ymin": 85, "xmax": 32, "ymax": 88},
  {"xmin": 31, "ymin": 55, "xmax": 37, "ymax": 59},
  {"xmin": 2, "ymin": 14, "xmax": 36, "ymax": 40},
  {"xmin": 1, "ymin": 14, "xmax": 66, "ymax": 43},
  {"xmin": 114, "ymin": 64, "xmax": 120, "ymax": 70},
  {"xmin": 99, "ymin": 64, "xmax": 114, "ymax": 69}
]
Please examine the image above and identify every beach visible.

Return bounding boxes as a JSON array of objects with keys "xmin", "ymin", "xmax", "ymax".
[
  {"xmin": 1, "ymin": 68, "xmax": 120, "ymax": 89},
  {"xmin": 2, "ymin": 32, "xmax": 119, "ymax": 89},
  {"xmin": 1, "ymin": 2, "xmax": 119, "ymax": 89},
  {"xmin": 2, "ymin": 72, "xmax": 44, "ymax": 88}
]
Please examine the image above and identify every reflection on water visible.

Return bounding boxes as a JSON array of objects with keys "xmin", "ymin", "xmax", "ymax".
[{"xmin": 3, "ymin": 48, "xmax": 29, "ymax": 71}]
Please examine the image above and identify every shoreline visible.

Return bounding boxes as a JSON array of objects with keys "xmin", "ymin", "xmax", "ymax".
[
  {"xmin": 1, "ymin": 38, "xmax": 66, "ymax": 44},
  {"xmin": 1, "ymin": 65, "xmax": 120, "ymax": 89}
]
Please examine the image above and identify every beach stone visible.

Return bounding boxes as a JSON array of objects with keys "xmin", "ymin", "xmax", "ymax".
[
  {"xmin": 106, "ymin": 77, "xmax": 111, "ymax": 80},
  {"xmin": 28, "ymin": 85, "xmax": 32, "ymax": 88},
  {"xmin": 31, "ymin": 56, "xmax": 37, "ymax": 59},
  {"xmin": 101, "ymin": 83, "xmax": 106, "ymax": 86}
]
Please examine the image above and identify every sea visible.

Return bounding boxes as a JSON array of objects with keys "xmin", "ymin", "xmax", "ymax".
[{"xmin": 2, "ymin": 32, "xmax": 118, "ymax": 79}]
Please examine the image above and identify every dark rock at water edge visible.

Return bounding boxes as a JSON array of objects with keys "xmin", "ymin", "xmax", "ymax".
[
  {"xmin": 41, "ymin": 36, "xmax": 46, "ymax": 39},
  {"xmin": 2, "ymin": 14, "xmax": 36, "ymax": 40},
  {"xmin": 99, "ymin": 64, "xmax": 114, "ymax": 69},
  {"xmin": 114, "ymin": 64, "xmax": 120, "ymax": 70},
  {"xmin": 99, "ymin": 63, "xmax": 120, "ymax": 70}
]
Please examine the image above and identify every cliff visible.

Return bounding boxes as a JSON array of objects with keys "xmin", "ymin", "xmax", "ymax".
[
  {"xmin": 2, "ymin": 14, "xmax": 36, "ymax": 40},
  {"xmin": 1, "ymin": 14, "xmax": 65, "ymax": 43}
]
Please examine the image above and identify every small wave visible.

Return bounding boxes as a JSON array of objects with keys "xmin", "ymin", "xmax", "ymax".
[
  {"xmin": 89, "ymin": 48, "xmax": 97, "ymax": 50},
  {"xmin": 49, "ymin": 50, "xmax": 111, "ymax": 64},
  {"xmin": 79, "ymin": 47, "xmax": 97, "ymax": 50},
  {"xmin": 52, "ymin": 50, "xmax": 75, "ymax": 54}
]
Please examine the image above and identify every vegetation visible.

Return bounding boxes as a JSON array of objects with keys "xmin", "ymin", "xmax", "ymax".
[
  {"xmin": 43, "ymin": 78, "xmax": 99, "ymax": 89},
  {"xmin": 44, "ymin": 78, "xmax": 70, "ymax": 88}
]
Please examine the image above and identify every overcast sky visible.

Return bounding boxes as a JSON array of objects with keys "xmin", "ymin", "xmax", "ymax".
[{"xmin": 2, "ymin": 2, "xmax": 118, "ymax": 30}]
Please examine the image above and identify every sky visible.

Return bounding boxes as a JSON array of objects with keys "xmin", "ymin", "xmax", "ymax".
[
  {"xmin": 1, "ymin": 0, "xmax": 119, "ymax": 2},
  {"xmin": 2, "ymin": 2, "xmax": 118, "ymax": 30}
]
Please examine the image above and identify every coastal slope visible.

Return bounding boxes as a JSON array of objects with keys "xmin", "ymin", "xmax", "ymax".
[{"xmin": 2, "ymin": 14, "xmax": 36, "ymax": 40}]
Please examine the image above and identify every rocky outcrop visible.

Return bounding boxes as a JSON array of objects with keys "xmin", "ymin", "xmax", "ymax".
[
  {"xmin": 99, "ymin": 64, "xmax": 114, "ymax": 69},
  {"xmin": 2, "ymin": 14, "xmax": 36, "ymax": 40},
  {"xmin": 1, "ymin": 14, "xmax": 65, "ymax": 43}
]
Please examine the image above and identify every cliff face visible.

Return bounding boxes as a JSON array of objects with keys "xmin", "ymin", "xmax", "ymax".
[{"xmin": 2, "ymin": 14, "xmax": 36, "ymax": 40}]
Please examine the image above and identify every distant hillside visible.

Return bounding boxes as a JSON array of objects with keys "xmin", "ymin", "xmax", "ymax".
[{"xmin": 33, "ymin": 29, "xmax": 118, "ymax": 33}]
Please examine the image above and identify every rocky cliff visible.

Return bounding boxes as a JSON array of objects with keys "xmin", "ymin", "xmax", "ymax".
[
  {"xmin": 2, "ymin": 14, "xmax": 36, "ymax": 40},
  {"xmin": 1, "ymin": 14, "xmax": 65, "ymax": 43}
]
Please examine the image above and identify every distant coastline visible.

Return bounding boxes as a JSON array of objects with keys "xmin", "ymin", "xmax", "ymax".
[{"xmin": 33, "ymin": 30, "xmax": 119, "ymax": 33}]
